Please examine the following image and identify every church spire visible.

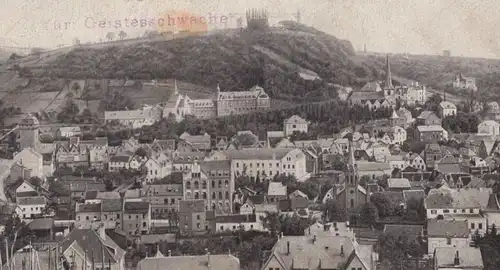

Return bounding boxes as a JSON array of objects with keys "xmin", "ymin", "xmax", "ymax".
[
  {"xmin": 385, "ymin": 54, "xmax": 393, "ymax": 89},
  {"xmin": 347, "ymin": 138, "xmax": 356, "ymax": 168}
]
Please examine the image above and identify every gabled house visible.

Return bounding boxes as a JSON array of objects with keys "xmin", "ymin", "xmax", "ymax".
[
  {"xmin": 437, "ymin": 101, "xmax": 457, "ymax": 118},
  {"xmin": 58, "ymin": 226, "xmax": 126, "ymax": 270},
  {"xmin": 427, "ymin": 219, "xmax": 470, "ymax": 255},
  {"xmin": 262, "ymin": 234, "xmax": 378, "ymax": 270},
  {"xmin": 284, "ymin": 115, "xmax": 308, "ymax": 136},
  {"xmin": 416, "ymin": 111, "xmax": 441, "ymax": 126},
  {"xmin": 178, "ymin": 132, "xmax": 211, "ymax": 152}
]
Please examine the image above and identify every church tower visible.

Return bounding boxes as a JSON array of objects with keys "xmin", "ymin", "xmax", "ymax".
[
  {"xmin": 18, "ymin": 114, "xmax": 40, "ymax": 151},
  {"xmin": 345, "ymin": 139, "xmax": 360, "ymax": 211},
  {"xmin": 384, "ymin": 54, "xmax": 394, "ymax": 95}
]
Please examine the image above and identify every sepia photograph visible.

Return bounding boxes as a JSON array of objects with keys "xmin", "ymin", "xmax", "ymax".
[{"xmin": 0, "ymin": 0, "xmax": 498, "ymax": 269}]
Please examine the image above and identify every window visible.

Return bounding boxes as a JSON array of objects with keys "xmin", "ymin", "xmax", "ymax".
[
  {"xmin": 472, "ymin": 223, "xmax": 475, "ymax": 229},
  {"xmin": 218, "ymin": 180, "xmax": 222, "ymax": 188},
  {"xmin": 194, "ymin": 181, "xmax": 199, "ymax": 189},
  {"xmin": 186, "ymin": 181, "xmax": 191, "ymax": 189},
  {"xmin": 211, "ymin": 181, "xmax": 215, "ymax": 188},
  {"xmin": 443, "ymin": 209, "xmax": 449, "ymax": 213},
  {"xmin": 202, "ymin": 181, "xmax": 207, "ymax": 189},
  {"xmin": 219, "ymin": 192, "xmax": 223, "ymax": 199},
  {"xmin": 447, "ymin": 237, "xmax": 451, "ymax": 245},
  {"xmin": 431, "ymin": 210, "xmax": 437, "ymax": 214},
  {"xmin": 212, "ymin": 192, "xmax": 216, "ymax": 199},
  {"xmin": 470, "ymin": 208, "xmax": 474, "ymax": 213},
  {"xmin": 197, "ymin": 223, "xmax": 200, "ymax": 229},
  {"xmin": 225, "ymin": 180, "xmax": 229, "ymax": 187},
  {"xmin": 479, "ymin": 223, "xmax": 483, "ymax": 229},
  {"xmin": 197, "ymin": 215, "xmax": 200, "ymax": 220}
]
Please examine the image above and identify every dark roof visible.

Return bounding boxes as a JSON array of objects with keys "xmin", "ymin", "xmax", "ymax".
[
  {"xmin": 215, "ymin": 214, "xmax": 257, "ymax": 223},
  {"xmin": 78, "ymin": 203, "xmax": 101, "ymax": 213},
  {"xmin": 179, "ymin": 199, "xmax": 205, "ymax": 213},
  {"xmin": 85, "ymin": 190, "xmax": 98, "ymax": 200},
  {"xmin": 124, "ymin": 201, "xmax": 149, "ymax": 213},
  {"xmin": 427, "ymin": 219, "xmax": 469, "ymax": 238},
  {"xmin": 59, "ymin": 229, "xmax": 123, "ymax": 264},
  {"xmin": 27, "ymin": 218, "xmax": 54, "ymax": 230},
  {"xmin": 109, "ymin": 156, "xmax": 130, "ymax": 162},
  {"xmin": 101, "ymin": 199, "xmax": 122, "ymax": 212},
  {"xmin": 486, "ymin": 194, "xmax": 500, "ymax": 210}
]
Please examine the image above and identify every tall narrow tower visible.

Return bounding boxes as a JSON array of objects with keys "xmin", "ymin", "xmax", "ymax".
[
  {"xmin": 345, "ymin": 139, "xmax": 360, "ymax": 211},
  {"xmin": 385, "ymin": 54, "xmax": 394, "ymax": 89},
  {"xmin": 18, "ymin": 114, "xmax": 40, "ymax": 151}
]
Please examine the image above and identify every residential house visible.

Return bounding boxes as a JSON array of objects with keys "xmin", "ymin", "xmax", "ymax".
[
  {"xmin": 438, "ymin": 101, "xmax": 457, "ymax": 118},
  {"xmin": 178, "ymin": 199, "xmax": 208, "ymax": 235},
  {"xmin": 104, "ymin": 104, "xmax": 161, "ymax": 129},
  {"xmin": 13, "ymin": 147, "xmax": 44, "ymax": 179},
  {"xmin": 100, "ymin": 199, "xmax": 123, "ymax": 229},
  {"xmin": 75, "ymin": 202, "xmax": 101, "ymax": 227},
  {"xmin": 386, "ymin": 154, "xmax": 406, "ymax": 170},
  {"xmin": 404, "ymin": 152, "xmax": 426, "ymax": 171},
  {"xmin": 267, "ymin": 182, "xmax": 287, "ymax": 204},
  {"xmin": 201, "ymin": 160, "xmax": 233, "ymax": 214},
  {"xmin": 214, "ymin": 214, "xmax": 264, "ymax": 232},
  {"xmin": 108, "ymin": 155, "xmax": 132, "ymax": 172},
  {"xmin": 425, "ymin": 186, "xmax": 491, "ymax": 235},
  {"xmin": 477, "ymin": 120, "xmax": 500, "ymax": 136},
  {"xmin": 355, "ymin": 161, "xmax": 392, "ymax": 179},
  {"xmin": 58, "ymin": 226, "xmax": 126, "ymax": 270},
  {"xmin": 427, "ymin": 219, "xmax": 470, "ymax": 255},
  {"xmin": 304, "ymin": 221, "xmax": 355, "ymax": 238},
  {"xmin": 88, "ymin": 137, "xmax": 108, "ymax": 170},
  {"xmin": 123, "ymin": 201, "xmax": 151, "ymax": 236},
  {"xmin": 142, "ymin": 179, "xmax": 183, "ymax": 218},
  {"xmin": 262, "ymin": 234, "xmax": 378, "ymax": 270},
  {"xmin": 143, "ymin": 153, "xmax": 172, "ymax": 183},
  {"xmin": 172, "ymin": 151, "xmax": 206, "ymax": 172},
  {"xmin": 136, "ymin": 252, "xmax": 240, "ymax": 270},
  {"xmin": 387, "ymin": 178, "xmax": 411, "ymax": 192},
  {"xmin": 16, "ymin": 196, "xmax": 47, "ymax": 220},
  {"xmin": 56, "ymin": 126, "xmax": 82, "ymax": 138},
  {"xmin": 283, "ymin": 115, "xmax": 308, "ymax": 136},
  {"xmin": 434, "ymin": 247, "xmax": 483, "ymax": 270},
  {"xmin": 238, "ymin": 195, "xmax": 278, "ymax": 215},
  {"xmin": 422, "ymin": 143, "xmax": 442, "ymax": 170},
  {"xmin": 178, "ymin": 132, "xmax": 211, "ymax": 152},
  {"xmin": 416, "ymin": 111, "xmax": 442, "ymax": 126},
  {"xmin": 416, "ymin": 125, "xmax": 448, "ymax": 142}
]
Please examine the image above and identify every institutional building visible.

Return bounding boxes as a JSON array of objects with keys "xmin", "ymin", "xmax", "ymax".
[{"xmin": 164, "ymin": 82, "xmax": 271, "ymax": 120}]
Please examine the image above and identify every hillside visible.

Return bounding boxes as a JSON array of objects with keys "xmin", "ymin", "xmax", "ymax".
[
  {"xmin": 21, "ymin": 22, "xmax": 378, "ymax": 103},
  {"xmin": 355, "ymin": 53, "xmax": 500, "ymax": 102}
]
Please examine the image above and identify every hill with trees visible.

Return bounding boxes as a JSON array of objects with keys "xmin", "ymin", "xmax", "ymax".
[{"xmin": 23, "ymin": 22, "xmax": 378, "ymax": 103}]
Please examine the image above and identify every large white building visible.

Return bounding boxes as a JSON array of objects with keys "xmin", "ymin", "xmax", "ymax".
[
  {"xmin": 283, "ymin": 115, "xmax": 308, "ymax": 136},
  {"xmin": 206, "ymin": 148, "xmax": 309, "ymax": 181}
]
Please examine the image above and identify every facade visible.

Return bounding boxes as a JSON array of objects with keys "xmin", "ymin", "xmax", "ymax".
[
  {"xmin": 143, "ymin": 182, "xmax": 183, "ymax": 217},
  {"xmin": 438, "ymin": 101, "xmax": 457, "ymax": 118},
  {"xmin": 423, "ymin": 143, "xmax": 442, "ymax": 170},
  {"xmin": 108, "ymin": 155, "xmax": 132, "ymax": 172},
  {"xmin": 57, "ymin": 126, "xmax": 82, "ymax": 138},
  {"xmin": 143, "ymin": 153, "xmax": 172, "ymax": 182},
  {"xmin": 477, "ymin": 120, "xmax": 500, "ymax": 136},
  {"xmin": 104, "ymin": 104, "xmax": 162, "ymax": 129},
  {"xmin": 416, "ymin": 125, "xmax": 448, "ymax": 142},
  {"xmin": 13, "ymin": 148, "xmax": 44, "ymax": 179},
  {"xmin": 206, "ymin": 148, "xmax": 308, "ymax": 183},
  {"xmin": 122, "ymin": 201, "xmax": 151, "ymax": 236},
  {"xmin": 283, "ymin": 115, "xmax": 308, "ymax": 136},
  {"xmin": 163, "ymin": 83, "xmax": 271, "ymax": 120},
  {"xmin": 16, "ymin": 196, "xmax": 47, "ymax": 220},
  {"xmin": 18, "ymin": 114, "xmax": 40, "ymax": 151},
  {"xmin": 178, "ymin": 199, "xmax": 208, "ymax": 235}
]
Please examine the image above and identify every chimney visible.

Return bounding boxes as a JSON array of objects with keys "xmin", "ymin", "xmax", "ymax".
[
  {"xmin": 168, "ymin": 250, "xmax": 172, "ymax": 257},
  {"xmin": 286, "ymin": 241, "xmax": 290, "ymax": 255},
  {"xmin": 454, "ymin": 250, "xmax": 460, "ymax": 265},
  {"xmin": 312, "ymin": 235, "xmax": 317, "ymax": 244},
  {"xmin": 340, "ymin": 245, "xmax": 344, "ymax": 256}
]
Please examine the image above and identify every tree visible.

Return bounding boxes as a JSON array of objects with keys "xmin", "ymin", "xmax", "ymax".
[
  {"xmin": 260, "ymin": 211, "xmax": 281, "ymax": 237},
  {"xmin": 57, "ymin": 99, "xmax": 79, "ymax": 123},
  {"xmin": 370, "ymin": 193, "xmax": 395, "ymax": 219},
  {"xmin": 118, "ymin": 30, "xmax": 127, "ymax": 40},
  {"xmin": 135, "ymin": 147, "xmax": 149, "ymax": 158},
  {"xmin": 27, "ymin": 177, "xmax": 42, "ymax": 187},
  {"xmin": 106, "ymin": 32, "xmax": 115, "ymax": 41},
  {"xmin": 323, "ymin": 199, "xmax": 347, "ymax": 222},
  {"xmin": 360, "ymin": 203, "xmax": 378, "ymax": 226}
]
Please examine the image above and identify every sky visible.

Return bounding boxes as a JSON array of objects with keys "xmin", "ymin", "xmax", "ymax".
[{"xmin": 0, "ymin": 0, "xmax": 499, "ymax": 58}]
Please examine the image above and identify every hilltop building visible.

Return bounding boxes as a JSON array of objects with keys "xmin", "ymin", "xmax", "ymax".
[
  {"xmin": 453, "ymin": 73, "xmax": 477, "ymax": 91},
  {"xmin": 164, "ymin": 82, "xmax": 271, "ymax": 121},
  {"xmin": 349, "ymin": 54, "xmax": 426, "ymax": 109}
]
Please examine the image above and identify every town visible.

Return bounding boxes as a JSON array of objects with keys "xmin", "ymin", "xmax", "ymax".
[{"xmin": 0, "ymin": 5, "xmax": 498, "ymax": 270}]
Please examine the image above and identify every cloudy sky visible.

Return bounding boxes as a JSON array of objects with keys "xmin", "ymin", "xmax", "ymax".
[{"xmin": 0, "ymin": 0, "xmax": 499, "ymax": 58}]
